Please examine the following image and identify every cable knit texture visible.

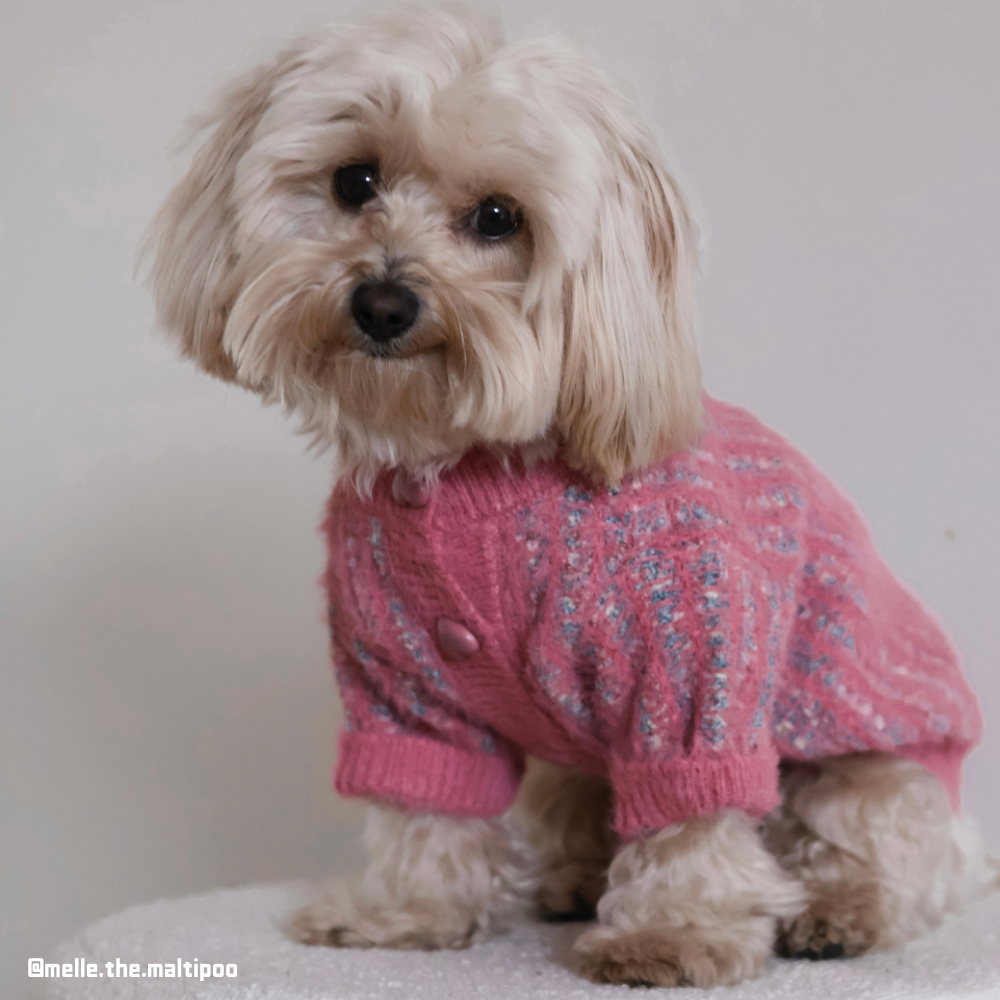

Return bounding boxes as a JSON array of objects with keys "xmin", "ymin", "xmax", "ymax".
[{"xmin": 324, "ymin": 397, "xmax": 981, "ymax": 839}]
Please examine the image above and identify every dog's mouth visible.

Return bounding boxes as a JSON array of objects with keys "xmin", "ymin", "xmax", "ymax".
[
  {"xmin": 359, "ymin": 340, "xmax": 408, "ymax": 360},
  {"xmin": 349, "ymin": 340, "xmax": 449, "ymax": 372},
  {"xmin": 352, "ymin": 328, "xmax": 445, "ymax": 361}
]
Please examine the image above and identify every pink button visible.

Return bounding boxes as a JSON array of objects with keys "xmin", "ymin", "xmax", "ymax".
[
  {"xmin": 436, "ymin": 618, "xmax": 480, "ymax": 659},
  {"xmin": 392, "ymin": 469, "xmax": 431, "ymax": 508}
]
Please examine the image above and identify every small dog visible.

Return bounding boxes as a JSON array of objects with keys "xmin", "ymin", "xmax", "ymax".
[{"xmin": 145, "ymin": 6, "xmax": 996, "ymax": 987}]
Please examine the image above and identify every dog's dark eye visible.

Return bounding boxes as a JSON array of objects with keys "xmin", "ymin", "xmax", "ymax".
[
  {"xmin": 471, "ymin": 197, "xmax": 520, "ymax": 239},
  {"xmin": 334, "ymin": 163, "xmax": 380, "ymax": 207}
]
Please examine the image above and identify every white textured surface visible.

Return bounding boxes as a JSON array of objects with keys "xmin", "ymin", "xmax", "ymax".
[{"xmin": 33, "ymin": 882, "xmax": 1000, "ymax": 1000}]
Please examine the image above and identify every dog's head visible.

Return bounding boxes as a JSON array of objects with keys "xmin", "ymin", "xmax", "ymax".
[{"xmin": 145, "ymin": 6, "xmax": 701, "ymax": 485}]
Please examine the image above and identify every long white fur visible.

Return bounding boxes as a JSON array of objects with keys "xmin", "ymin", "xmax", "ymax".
[
  {"xmin": 146, "ymin": 6, "xmax": 995, "ymax": 987},
  {"xmin": 290, "ymin": 806, "xmax": 537, "ymax": 950},
  {"xmin": 569, "ymin": 810, "xmax": 804, "ymax": 987}
]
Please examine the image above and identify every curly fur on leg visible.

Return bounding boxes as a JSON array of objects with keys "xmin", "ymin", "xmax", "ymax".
[
  {"xmin": 574, "ymin": 809, "xmax": 807, "ymax": 987},
  {"xmin": 290, "ymin": 805, "xmax": 537, "ymax": 950},
  {"xmin": 517, "ymin": 760, "xmax": 616, "ymax": 922},
  {"xmin": 764, "ymin": 753, "xmax": 998, "ymax": 960}
]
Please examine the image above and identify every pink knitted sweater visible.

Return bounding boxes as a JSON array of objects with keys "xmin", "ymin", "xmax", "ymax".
[{"xmin": 324, "ymin": 397, "xmax": 981, "ymax": 839}]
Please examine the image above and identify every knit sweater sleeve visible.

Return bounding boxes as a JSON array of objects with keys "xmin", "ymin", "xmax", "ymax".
[
  {"xmin": 505, "ymin": 471, "xmax": 792, "ymax": 840},
  {"xmin": 323, "ymin": 501, "xmax": 524, "ymax": 818},
  {"xmin": 599, "ymin": 514, "xmax": 788, "ymax": 838}
]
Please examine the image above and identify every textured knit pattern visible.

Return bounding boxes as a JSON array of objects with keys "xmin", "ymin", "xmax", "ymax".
[{"xmin": 324, "ymin": 397, "xmax": 981, "ymax": 839}]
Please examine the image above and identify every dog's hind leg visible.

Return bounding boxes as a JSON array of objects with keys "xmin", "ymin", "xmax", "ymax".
[
  {"xmin": 765, "ymin": 753, "xmax": 998, "ymax": 960},
  {"xmin": 517, "ymin": 760, "xmax": 616, "ymax": 922}
]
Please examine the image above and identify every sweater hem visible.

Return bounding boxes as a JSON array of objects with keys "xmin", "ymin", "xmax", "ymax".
[
  {"xmin": 334, "ymin": 731, "xmax": 523, "ymax": 817},
  {"xmin": 611, "ymin": 749, "xmax": 781, "ymax": 839}
]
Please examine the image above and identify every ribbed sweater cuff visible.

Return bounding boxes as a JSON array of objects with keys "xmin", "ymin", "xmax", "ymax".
[
  {"xmin": 334, "ymin": 731, "xmax": 523, "ymax": 817},
  {"xmin": 611, "ymin": 749, "xmax": 781, "ymax": 839}
]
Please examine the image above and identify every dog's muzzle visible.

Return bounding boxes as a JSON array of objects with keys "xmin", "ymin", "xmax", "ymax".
[{"xmin": 351, "ymin": 281, "xmax": 421, "ymax": 343}]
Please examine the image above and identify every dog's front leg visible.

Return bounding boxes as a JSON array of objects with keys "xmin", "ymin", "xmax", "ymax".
[
  {"xmin": 291, "ymin": 805, "xmax": 537, "ymax": 950},
  {"xmin": 574, "ymin": 809, "xmax": 805, "ymax": 987}
]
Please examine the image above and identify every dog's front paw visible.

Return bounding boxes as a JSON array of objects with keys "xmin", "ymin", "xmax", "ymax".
[
  {"xmin": 574, "ymin": 923, "xmax": 770, "ymax": 988},
  {"xmin": 290, "ymin": 894, "xmax": 487, "ymax": 951}
]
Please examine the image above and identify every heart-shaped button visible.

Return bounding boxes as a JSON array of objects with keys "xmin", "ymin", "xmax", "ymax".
[
  {"xmin": 436, "ymin": 618, "xmax": 480, "ymax": 659},
  {"xmin": 392, "ymin": 469, "xmax": 431, "ymax": 508}
]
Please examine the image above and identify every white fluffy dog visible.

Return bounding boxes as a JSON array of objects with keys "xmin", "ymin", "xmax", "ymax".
[{"xmin": 145, "ymin": 6, "xmax": 996, "ymax": 987}]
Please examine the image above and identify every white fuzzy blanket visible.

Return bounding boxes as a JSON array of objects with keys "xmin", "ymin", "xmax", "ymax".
[{"xmin": 33, "ymin": 881, "xmax": 1000, "ymax": 999}]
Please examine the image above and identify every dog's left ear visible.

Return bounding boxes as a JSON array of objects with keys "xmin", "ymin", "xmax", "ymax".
[{"xmin": 555, "ymin": 124, "xmax": 701, "ymax": 483}]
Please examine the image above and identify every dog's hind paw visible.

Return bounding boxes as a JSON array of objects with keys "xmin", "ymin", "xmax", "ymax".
[{"xmin": 777, "ymin": 887, "xmax": 881, "ymax": 960}]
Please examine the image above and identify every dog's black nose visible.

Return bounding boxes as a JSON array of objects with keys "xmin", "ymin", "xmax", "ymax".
[{"xmin": 350, "ymin": 281, "xmax": 420, "ymax": 343}]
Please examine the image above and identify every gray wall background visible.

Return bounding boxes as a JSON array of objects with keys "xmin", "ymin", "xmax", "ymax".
[{"xmin": 3, "ymin": 1, "xmax": 999, "ymax": 996}]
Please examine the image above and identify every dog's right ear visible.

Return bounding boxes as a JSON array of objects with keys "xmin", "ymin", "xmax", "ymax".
[{"xmin": 141, "ymin": 50, "xmax": 300, "ymax": 381}]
